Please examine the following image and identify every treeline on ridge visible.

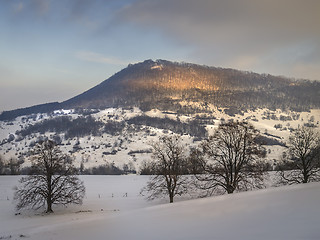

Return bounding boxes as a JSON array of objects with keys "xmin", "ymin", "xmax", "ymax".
[
  {"xmin": 16, "ymin": 116, "xmax": 103, "ymax": 139},
  {"xmin": 15, "ymin": 115, "xmax": 207, "ymax": 140},
  {"xmin": 127, "ymin": 115, "xmax": 207, "ymax": 138}
]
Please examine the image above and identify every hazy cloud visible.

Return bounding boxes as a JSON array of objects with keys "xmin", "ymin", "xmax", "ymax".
[
  {"xmin": 13, "ymin": 2, "xmax": 24, "ymax": 13},
  {"xmin": 76, "ymin": 51, "xmax": 128, "ymax": 65},
  {"xmin": 117, "ymin": 0, "xmax": 320, "ymax": 49},
  {"xmin": 32, "ymin": 0, "xmax": 50, "ymax": 16},
  {"xmin": 15, "ymin": 0, "xmax": 50, "ymax": 16}
]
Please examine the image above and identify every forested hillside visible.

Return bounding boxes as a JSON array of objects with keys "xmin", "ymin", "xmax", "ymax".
[{"xmin": 1, "ymin": 59, "xmax": 320, "ymax": 121}]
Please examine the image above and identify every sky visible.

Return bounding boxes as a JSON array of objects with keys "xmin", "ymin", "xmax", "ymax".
[{"xmin": 1, "ymin": 0, "xmax": 320, "ymax": 112}]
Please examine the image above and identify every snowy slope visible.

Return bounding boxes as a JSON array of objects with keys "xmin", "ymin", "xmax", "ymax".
[
  {"xmin": 1, "ymin": 176, "xmax": 319, "ymax": 240},
  {"xmin": 1, "ymin": 107, "xmax": 320, "ymax": 172}
]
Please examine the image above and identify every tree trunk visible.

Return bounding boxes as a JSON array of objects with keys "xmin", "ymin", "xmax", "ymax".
[
  {"xmin": 226, "ymin": 185, "xmax": 235, "ymax": 194},
  {"xmin": 46, "ymin": 174, "xmax": 53, "ymax": 213},
  {"xmin": 303, "ymin": 172, "xmax": 308, "ymax": 183},
  {"xmin": 169, "ymin": 192, "xmax": 174, "ymax": 203},
  {"xmin": 46, "ymin": 198, "xmax": 53, "ymax": 213}
]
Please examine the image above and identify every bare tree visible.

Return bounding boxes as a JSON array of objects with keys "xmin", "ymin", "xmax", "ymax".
[
  {"xmin": 194, "ymin": 121, "xmax": 266, "ymax": 195},
  {"xmin": 141, "ymin": 135, "xmax": 189, "ymax": 203},
  {"xmin": 9, "ymin": 157, "xmax": 22, "ymax": 175},
  {"xmin": 14, "ymin": 140, "xmax": 85, "ymax": 213},
  {"xmin": 279, "ymin": 127, "xmax": 320, "ymax": 184}
]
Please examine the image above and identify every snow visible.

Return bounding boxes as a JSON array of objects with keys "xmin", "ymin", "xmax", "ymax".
[
  {"xmin": 1, "ymin": 175, "xmax": 319, "ymax": 240},
  {"xmin": 151, "ymin": 64, "xmax": 163, "ymax": 70},
  {"xmin": 1, "ymin": 107, "xmax": 320, "ymax": 173},
  {"xmin": 53, "ymin": 109, "xmax": 74, "ymax": 115}
]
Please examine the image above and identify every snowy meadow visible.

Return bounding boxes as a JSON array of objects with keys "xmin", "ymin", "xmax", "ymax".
[{"xmin": 0, "ymin": 175, "xmax": 319, "ymax": 240}]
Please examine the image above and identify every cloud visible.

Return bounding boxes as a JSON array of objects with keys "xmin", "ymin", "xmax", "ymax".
[
  {"xmin": 32, "ymin": 0, "xmax": 50, "ymax": 16},
  {"xmin": 9, "ymin": 0, "xmax": 50, "ymax": 20},
  {"xmin": 76, "ymin": 51, "xmax": 128, "ymax": 65},
  {"xmin": 118, "ymin": 0, "xmax": 320, "ymax": 49},
  {"xmin": 115, "ymin": 0, "xmax": 320, "ymax": 79},
  {"xmin": 13, "ymin": 2, "xmax": 24, "ymax": 13},
  {"xmin": 8, "ymin": 0, "xmax": 126, "ymax": 33}
]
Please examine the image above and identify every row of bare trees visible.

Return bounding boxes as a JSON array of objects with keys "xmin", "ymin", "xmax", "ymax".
[
  {"xmin": 0, "ymin": 155, "xmax": 23, "ymax": 175},
  {"xmin": 141, "ymin": 121, "xmax": 266, "ymax": 202},
  {"xmin": 13, "ymin": 121, "xmax": 320, "ymax": 211},
  {"xmin": 142, "ymin": 121, "xmax": 320, "ymax": 203}
]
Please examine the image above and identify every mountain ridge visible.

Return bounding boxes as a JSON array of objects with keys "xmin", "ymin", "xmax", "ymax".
[{"xmin": 1, "ymin": 59, "xmax": 320, "ymax": 121}]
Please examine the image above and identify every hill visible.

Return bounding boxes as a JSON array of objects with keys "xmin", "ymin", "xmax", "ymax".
[
  {"xmin": 1, "ymin": 59, "xmax": 320, "ymax": 121},
  {"xmin": 63, "ymin": 59, "xmax": 320, "ymax": 113},
  {"xmin": 1, "ymin": 60, "xmax": 320, "ymax": 173}
]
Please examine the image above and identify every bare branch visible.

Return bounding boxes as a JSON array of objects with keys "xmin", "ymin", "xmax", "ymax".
[
  {"xmin": 278, "ymin": 127, "xmax": 320, "ymax": 184},
  {"xmin": 14, "ymin": 140, "xmax": 85, "ymax": 213},
  {"xmin": 141, "ymin": 135, "xmax": 190, "ymax": 203},
  {"xmin": 193, "ymin": 121, "xmax": 266, "ymax": 195}
]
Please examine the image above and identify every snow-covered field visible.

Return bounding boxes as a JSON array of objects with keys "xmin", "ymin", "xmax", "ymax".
[
  {"xmin": 1, "ymin": 175, "xmax": 319, "ymax": 240},
  {"xmin": 1, "ymin": 107, "xmax": 320, "ymax": 172}
]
